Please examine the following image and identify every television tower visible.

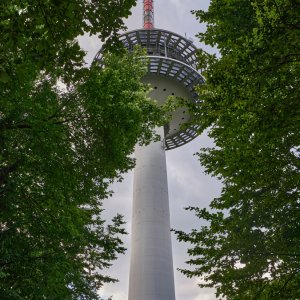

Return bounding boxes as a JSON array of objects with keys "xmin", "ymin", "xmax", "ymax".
[{"xmin": 95, "ymin": 1, "xmax": 203, "ymax": 299}]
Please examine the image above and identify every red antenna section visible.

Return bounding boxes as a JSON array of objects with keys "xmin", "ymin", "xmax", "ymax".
[{"xmin": 143, "ymin": 0, "xmax": 154, "ymax": 29}]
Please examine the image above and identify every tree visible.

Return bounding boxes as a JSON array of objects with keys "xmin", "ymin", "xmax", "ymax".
[
  {"xmin": 175, "ymin": 0, "xmax": 300, "ymax": 299},
  {"xmin": 0, "ymin": 1, "xmax": 169, "ymax": 299},
  {"xmin": 0, "ymin": 0, "xmax": 136, "ymax": 82}
]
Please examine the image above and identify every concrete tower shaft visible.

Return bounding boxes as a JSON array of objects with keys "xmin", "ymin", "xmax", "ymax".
[{"xmin": 129, "ymin": 126, "xmax": 175, "ymax": 300}]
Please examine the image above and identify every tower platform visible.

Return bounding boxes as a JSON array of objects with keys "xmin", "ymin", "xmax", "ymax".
[{"xmin": 94, "ymin": 28, "xmax": 204, "ymax": 150}]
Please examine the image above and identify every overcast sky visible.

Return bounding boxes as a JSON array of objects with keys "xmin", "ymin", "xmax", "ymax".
[{"xmin": 80, "ymin": 1, "xmax": 222, "ymax": 299}]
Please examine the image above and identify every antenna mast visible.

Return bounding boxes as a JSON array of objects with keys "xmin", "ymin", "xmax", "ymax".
[{"xmin": 143, "ymin": 0, "xmax": 154, "ymax": 29}]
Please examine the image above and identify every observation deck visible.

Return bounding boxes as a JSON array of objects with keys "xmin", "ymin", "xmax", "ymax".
[{"xmin": 94, "ymin": 28, "xmax": 204, "ymax": 150}]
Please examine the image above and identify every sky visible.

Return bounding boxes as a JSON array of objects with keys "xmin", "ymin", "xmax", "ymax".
[{"xmin": 80, "ymin": 1, "xmax": 222, "ymax": 299}]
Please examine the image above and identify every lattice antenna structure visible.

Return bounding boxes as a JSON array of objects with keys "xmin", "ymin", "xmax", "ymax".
[{"xmin": 143, "ymin": 0, "xmax": 154, "ymax": 29}]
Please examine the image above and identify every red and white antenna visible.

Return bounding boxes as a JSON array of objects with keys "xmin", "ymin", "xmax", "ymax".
[{"xmin": 143, "ymin": 0, "xmax": 154, "ymax": 29}]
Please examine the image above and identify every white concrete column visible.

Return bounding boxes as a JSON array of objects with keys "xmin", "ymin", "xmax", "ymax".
[{"xmin": 128, "ymin": 126, "xmax": 175, "ymax": 300}]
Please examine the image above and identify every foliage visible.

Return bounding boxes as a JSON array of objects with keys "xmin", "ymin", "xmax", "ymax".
[
  {"xmin": 0, "ymin": 0, "xmax": 170, "ymax": 299},
  {"xmin": 0, "ymin": 49, "xmax": 166, "ymax": 299},
  {"xmin": 0, "ymin": 0, "xmax": 137, "ymax": 82},
  {"xmin": 176, "ymin": 0, "xmax": 300, "ymax": 299}
]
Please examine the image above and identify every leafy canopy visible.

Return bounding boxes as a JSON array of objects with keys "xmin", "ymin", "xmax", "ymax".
[
  {"xmin": 0, "ymin": 0, "xmax": 137, "ymax": 82},
  {"xmin": 175, "ymin": 0, "xmax": 300, "ymax": 299}
]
